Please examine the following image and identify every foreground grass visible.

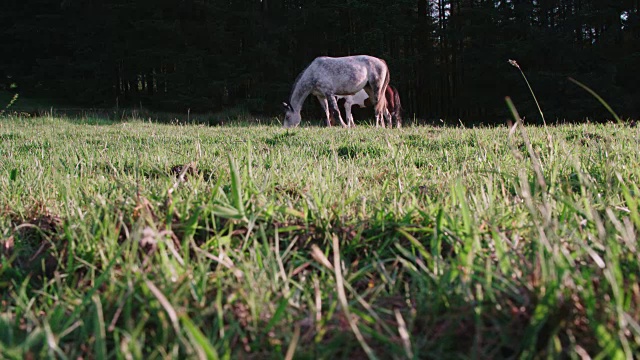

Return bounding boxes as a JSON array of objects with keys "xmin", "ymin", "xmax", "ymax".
[{"xmin": 1, "ymin": 115, "xmax": 639, "ymax": 359}]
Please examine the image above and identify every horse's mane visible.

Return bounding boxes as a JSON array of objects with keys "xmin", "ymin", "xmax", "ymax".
[{"xmin": 288, "ymin": 61, "xmax": 313, "ymax": 103}]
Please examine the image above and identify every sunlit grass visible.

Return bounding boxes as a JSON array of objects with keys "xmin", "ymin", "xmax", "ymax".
[{"xmin": 1, "ymin": 115, "xmax": 639, "ymax": 358}]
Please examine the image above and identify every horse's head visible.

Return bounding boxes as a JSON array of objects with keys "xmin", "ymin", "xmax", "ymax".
[{"xmin": 282, "ymin": 102, "xmax": 300, "ymax": 128}]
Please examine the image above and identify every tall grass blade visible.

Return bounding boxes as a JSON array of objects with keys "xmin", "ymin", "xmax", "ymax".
[
  {"xmin": 92, "ymin": 295, "xmax": 107, "ymax": 360},
  {"xmin": 284, "ymin": 324, "xmax": 301, "ymax": 360},
  {"xmin": 568, "ymin": 77, "xmax": 623, "ymax": 124},
  {"xmin": 332, "ymin": 233, "xmax": 378, "ymax": 360},
  {"xmin": 508, "ymin": 59, "xmax": 547, "ymax": 127},
  {"xmin": 227, "ymin": 154, "xmax": 247, "ymax": 221},
  {"xmin": 181, "ymin": 314, "xmax": 221, "ymax": 360}
]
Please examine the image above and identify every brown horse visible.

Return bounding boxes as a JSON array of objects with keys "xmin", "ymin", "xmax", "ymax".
[{"xmin": 334, "ymin": 84, "xmax": 402, "ymax": 128}]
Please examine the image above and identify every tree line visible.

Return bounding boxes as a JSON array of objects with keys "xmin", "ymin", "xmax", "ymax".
[{"xmin": 1, "ymin": 0, "xmax": 639, "ymax": 124}]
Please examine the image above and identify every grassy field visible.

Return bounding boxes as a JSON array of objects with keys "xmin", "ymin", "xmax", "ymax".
[{"xmin": 1, "ymin": 114, "xmax": 639, "ymax": 359}]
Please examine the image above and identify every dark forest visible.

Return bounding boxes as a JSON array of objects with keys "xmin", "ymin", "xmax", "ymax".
[{"xmin": 2, "ymin": 0, "xmax": 639, "ymax": 124}]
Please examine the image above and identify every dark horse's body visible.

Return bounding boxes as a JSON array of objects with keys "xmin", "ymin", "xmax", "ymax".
[
  {"xmin": 334, "ymin": 84, "xmax": 402, "ymax": 128},
  {"xmin": 384, "ymin": 85, "xmax": 402, "ymax": 128}
]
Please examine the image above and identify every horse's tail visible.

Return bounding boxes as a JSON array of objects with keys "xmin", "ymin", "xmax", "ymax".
[{"xmin": 375, "ymin": 60, "xmax": 391, "ymax": 116}]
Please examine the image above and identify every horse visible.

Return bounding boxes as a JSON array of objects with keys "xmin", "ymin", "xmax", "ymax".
[
  {"xmin": 282, "ymin": 55, "xmax": 390, "ymax": 128},
  {"xmin": 334, "ymin": 84, "xmax": 402, "ymax": 128}
]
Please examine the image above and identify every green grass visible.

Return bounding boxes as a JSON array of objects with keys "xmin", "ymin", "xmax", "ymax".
[{"xmin": 1, "ymin": 114, "xmax": 639, "ymax": 359}]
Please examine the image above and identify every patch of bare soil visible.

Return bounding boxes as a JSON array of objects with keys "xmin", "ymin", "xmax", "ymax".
[
  {"xmin": 3, "ymin": 213, "xmax": 65, "ymax": 280},
  {"xmin": 169, "ymin": 162, "xmax": 199, "ymax": 180}
]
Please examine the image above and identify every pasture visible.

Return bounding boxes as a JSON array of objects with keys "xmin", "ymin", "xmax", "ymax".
[{"xmin": 1, "ymin": 115, "xmax": 639, "ymax": 358}]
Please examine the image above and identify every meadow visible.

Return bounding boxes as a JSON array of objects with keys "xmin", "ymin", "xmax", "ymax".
[{"xmin": 1, "ymin": 114, "xmax": 639, "ymax": 359}]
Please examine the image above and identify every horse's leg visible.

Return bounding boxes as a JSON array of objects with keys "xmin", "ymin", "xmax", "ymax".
[
  {"xmin": 375, "ymin": 107, "xmax": 386, "ymax": 128},
  {"xmin": 394, "ymin": 112, "xmax": 402, "ymax": 128},
  {"xmin": 373, "ymin": 110, "xmax": 384, "ymax": 128},
  {"xmin": 317, "ymin": 96, "xmax": 332, "ymax": 127},
  {"xmin": 364, "ymin": 87, "xmax": 385, "ymax": 128},
  {"xmin": 326, "ymin": 95, "xmax": 348, "ymax": 128},
  {"xmin": 384, "ymin": 108, "xmax": 392, "ymax": 128},
  {"xmin": 344, "ymin": 98, "xmax": 356, "ymax": 128},
  {"xmin": 349, "ymin": 108, "xmax": 356, "ymax": 128}
]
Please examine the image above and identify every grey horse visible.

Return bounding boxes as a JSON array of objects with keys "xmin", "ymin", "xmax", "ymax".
[{"xmin": 282, "ymin": 55, "xmax": 390, "ymax": 128}]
